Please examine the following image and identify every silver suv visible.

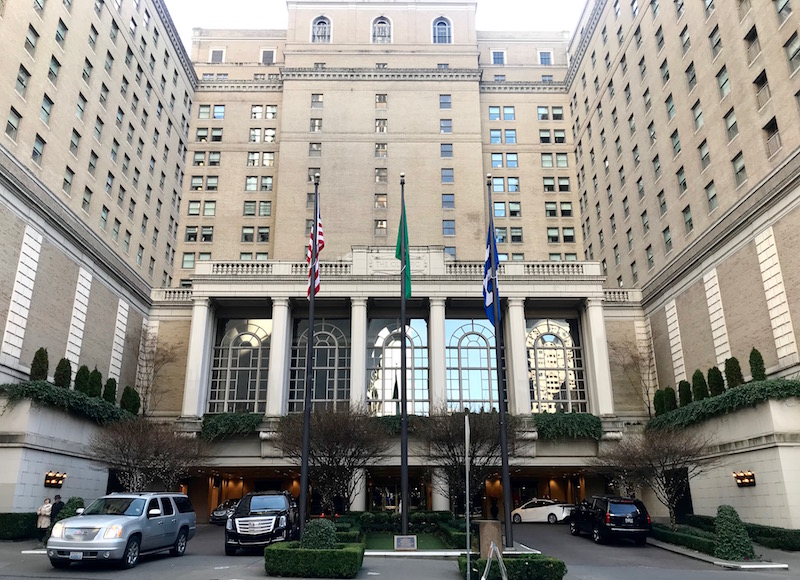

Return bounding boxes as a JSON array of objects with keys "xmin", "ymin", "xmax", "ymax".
[{"xmin": 46, "ymin": 492, "xmax": 196, "ymax": 569}]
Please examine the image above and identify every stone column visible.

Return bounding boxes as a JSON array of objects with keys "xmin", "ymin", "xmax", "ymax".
[
  {"xmin": 428, "ymin": 298, "xmax": 447, "ymax": 410},
  {"xmin": 584, "ymin": 299, "xmax": 615, "ymax": 416},
  {"xmin": 431, "ymin": 468, "xmax": 450, "ymax": 512},
  {"xmin": 350, "ymin": 298, "xmax": 368, "ymax": 409},
  {"xmin": 506, "ymin": 298, "xmax": 531, "ymax": 415},
  {"xmin": 350, "ymin": 468, "xmax": 367, "ymax": 512},
  {"xmin": 266, "ymin": 297, "xmax": 291, "ymax": 416},
  {"xmin": 181, "ymin": 298, "xmax": 214, "ymax": 419}
]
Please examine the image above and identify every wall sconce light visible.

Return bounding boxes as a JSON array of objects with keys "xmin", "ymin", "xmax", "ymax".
[
  {"xmin": 44, "ymin": 471, "xmax": 67, "ymax": 488},
  {"xmin": 733, "ymin": 471, "xmax": 756, "ymax": 487}
]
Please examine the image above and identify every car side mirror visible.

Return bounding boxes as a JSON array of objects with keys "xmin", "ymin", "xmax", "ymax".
[
  {"xmin": 76, "ymin": 508, "xmax": 84, "ymax": 515},
  {"xmin": 148, "ymin": 508, "xmax": 162, "ymax": 517}
]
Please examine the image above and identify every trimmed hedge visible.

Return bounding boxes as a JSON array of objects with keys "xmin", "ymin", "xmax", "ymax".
[
  {"xmin": 647, "ymin": 379, "xmax": 800, "ymax": 431},
  {"xmin": 119, "ymin": 386, "xmax": 140, "ymax": 415},
  {"xmin": 0, "ymin": 381, "xmax": 131, "ymax": 425},
  {"xmin": 0, "ymin": 513, "xmax": 37, "ymax": 540},
  {"xmin": 200, "ymin": 413, "xmax": 264, "ymax": 440},
  {"xmin": 458, "ymin": 554, "xmax": 567, "ymax": 580},
  {"xmin": 651, "ymin": 524, "xmax": 715, "ymax": 556},
  {"xmin": 30, "ymin": 348, "xmax": 49, "ymax": 382},
  {"xmin": 750, "ymin": 348, "xmax": 767, "ymax": 381},
  {"xmin": 683, "ymin": 514, "xmax": 800, "ymax": 551},
  {"xmin": 532, "ymin": 412, "xmax": 602, "ymax": 441},
  {"xmin": 714, "ymin": 505, "xmax": 755, "ymax": 561},
  {"xmin": 264, "ymin": 542, "xmax": 365, "ymax": 578}
]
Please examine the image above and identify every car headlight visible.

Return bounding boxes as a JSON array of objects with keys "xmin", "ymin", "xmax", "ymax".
[
  {"xmin": 103, "ymin": 524, "xmax": 123, "ymax": 539},
  {"xmin": 50, "ymin": 523, "xmax": 63, "ymax": 539},
  {"xmin": 225, "ymin": 518, "xmax": 233, "ymax": 530},
  {"xmin": 279, "ymin": 515, "xmax": 286, "ymax": 528}
]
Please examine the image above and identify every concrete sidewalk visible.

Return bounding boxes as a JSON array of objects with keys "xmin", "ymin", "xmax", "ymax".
[{"xmin": 648, "ymin": 538, "xmax": 793, "ymax": 571}]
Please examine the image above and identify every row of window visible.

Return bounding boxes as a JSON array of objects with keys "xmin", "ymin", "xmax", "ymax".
[
  {"xmin": 184, "ymin": 225, "xmax": 270, "ymax": 244},
  {"xmin": 182, "ymin": 251, "xmax": 269, "ymax": 268}
]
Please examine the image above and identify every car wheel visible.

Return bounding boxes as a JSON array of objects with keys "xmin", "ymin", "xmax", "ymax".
[
  {"xmin": 512, "ymin": 514, "xmax": 522, "ymax": 524},
  {"xmin": 547, "ymin": 513, "xmax": 558, "ymax": 524},
  {"xmin": 49, "ymin": 559, "xmax": 70, "ymax": 569},
  {"xmin": 170, "ymin": 528, "xmax": 188, "ymax": 557},
  {"xmin": 569, "ymin": 521, "xmax": 580, "ymax": 536},
  {"xmin": 225, "ymin": 543, "xmax": 237, "ymax": 556},
  {"xmin": 120, "ymin": 536, "xmax": 140, "ymax": 569},
  {"xmin": 592, "ymin": 525, "xmax": 603, "ymax": 544}
]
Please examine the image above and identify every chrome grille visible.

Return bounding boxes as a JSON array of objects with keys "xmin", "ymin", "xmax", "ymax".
[
  {"xmin": 235, "ymin": 516, "xmax": 276, "ymax": 535},
  {"xmin": 63, "ymin": 527, "xmax": 101, "ymax": 541}
]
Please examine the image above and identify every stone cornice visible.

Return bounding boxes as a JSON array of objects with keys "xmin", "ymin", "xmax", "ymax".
[
  {"xmin": 280, "ymin": 67, "xmax": 482, "ymax": 81},
  {"xmin": 564, "ymin": 0, "xmax": 608, "ymax": 90},
  {"xmin": 197, "ymin": 81, "xmax": 284, "ymax": 92},
  {"xmin": 153, "ymin": 0, "xmax": 199, "ymax": 89},
  {"xmin": 480, "ymin": 81, "xmax": 568, "ymax": 94}
]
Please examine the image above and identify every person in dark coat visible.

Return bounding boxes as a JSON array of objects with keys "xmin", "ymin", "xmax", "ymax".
[{"xmin": 50, "ymin": 495, "xmax": 64, "ymax": 525}]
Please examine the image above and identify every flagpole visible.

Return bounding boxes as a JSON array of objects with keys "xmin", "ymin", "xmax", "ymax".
[
  {"xmin": 399, "ymin": 172, "xmax": 409, "ymax": 536},
  {"xmin": 299, "ymin": 172, "xmax": 320, "ymax": 536},
  {"xmin": 486, "ymin": 173, "xmax": 514, "ymax": 548}
]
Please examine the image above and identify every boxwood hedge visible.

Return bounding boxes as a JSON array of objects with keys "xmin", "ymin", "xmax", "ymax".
[
  {"xmin": 651, "ymin": 524, "xmax": 715, "ymax": 556},
  {"xmin": 683, "ymin": 514, "xmax": 800, "ymax": 551},
  {"xmin": 264, "ymin": 542, "xmax": 364, "ymax": 578},
  {"xmin": 0, "ymin": 381, "xmax": 131, "ymax": 425},
  {"xmin": 458, "ymin": 554, "xmax": 567, "ymax": 580},
  {"xmin": 0, "ymin": 513, "xmax": 37, "ymax": 540}
]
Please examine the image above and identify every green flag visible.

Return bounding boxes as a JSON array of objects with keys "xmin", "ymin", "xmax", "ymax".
[{"xmin": 395, "ymin": 199, "xmax": 411, "ymax": 300}]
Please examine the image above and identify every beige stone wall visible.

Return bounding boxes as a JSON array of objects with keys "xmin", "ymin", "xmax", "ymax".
[
  {"xmin": 150, "ymin": 319, "xmax": 191, "ymax": 414},
  {"xmin": 19, "ymin": 241, "xmax": 78, "ymax": 372},
  {"xmin": 80, "ymin": 282, "xmax": 118, "ymax": 375},
  {"xmin": 0, "ymin": 206, "xmax": 27, "ymax": 344},
  {"xmin": 605, "ymin": 319, "xmax": 648, "ymax": 416},
  {"xmin": 674, "ymin": 279, "xmax": 715, "ymax": 380},
  {"xmin": 771, "ymin": 205, "xmax": 800, "ymax": 371},
  {"xmin": 118, "ymin": 309, "xmax": 144, "ymax": 392},
  {"xmin": 649, "ymin": 307, "xmax": 673, "ymax": 390},
  {"xmin": 716, "ymin": 241, "xmax": 778, "ymax": 370}
]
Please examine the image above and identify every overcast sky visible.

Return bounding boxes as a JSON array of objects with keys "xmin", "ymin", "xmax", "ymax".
[{"xmin": 164, "ymin": 0, "xmax": 589, "ymax": 50}]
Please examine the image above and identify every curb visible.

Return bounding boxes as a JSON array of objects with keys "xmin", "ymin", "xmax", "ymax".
[{"xmin": 647, "ymin": 538, "xmax": 789, "ymax": 570}]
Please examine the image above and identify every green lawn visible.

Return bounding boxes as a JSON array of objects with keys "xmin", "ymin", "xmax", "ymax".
[{"xmin": 365, "ymin": 532, "xmax": 449, "ymax": 550}]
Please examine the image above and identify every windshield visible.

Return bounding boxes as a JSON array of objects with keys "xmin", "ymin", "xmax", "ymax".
[
  {"xmin": 250, "ymin": 496, "xmax": 287, "ymax": 511},
  {"xmin": 83, "ymin": 497, "xmax": 146, "ymax": 517},
  {"xmin": 609, "ymin": 502, "xmax": 641, "ymax": 516}
]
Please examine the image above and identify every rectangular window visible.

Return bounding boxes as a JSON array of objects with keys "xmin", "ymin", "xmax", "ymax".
[
  {"xmin": 699, "ymin": 140, "xmax": 710, "ymax": 169},
  {"xmin": 442, "ymin": 194, "xmax": 455, "ymax": 209},
  {"xmin": 732, "ymin": 152, "xmax": 747, "ymax": 185},
  {"xmin": 442, "ymin": 220, "xmax": 455, "ymax": 236},
  {"xmin": 717, "ymin": 66, "xmax": 731, "ymax": 98},
  {"xmin": 261, "ymin": 176, "xmax": 273, "ymax": 191},
  {"xmin": 503, "ymin": 106, "xmax": 515, "ymax": 120},
  {"xmin": 32, "ymin": 134, "xmax": 46, "ymax": 164},
  {"xmin": 547, "ymin": 228, "xmax": 559, "ymax": 243},
  {"xmin": 663, "ymin": 227, "xmax": 673, "ymax": 252},
  {"xmin": 537, "ymin": 106, "xmax": 549, "ymax": 120},
  {"xmin": 374, "ymin": 143, "xmax": 387, "ymax": 158},
  {"xmin": 440, "ymin": 119, "xmax": 452, "ymax": 133},
  {"xmin": 439, "ymin": 94, "xmax": 452, "ymax": 109},
  {"xmin": 441, "ymin": 143, "xmax": 453, "ymax": 158},
  {"xmin": 5, "ymin": 108, "xmax": 21, "ymax": 141},
  {"xmin": 706, "ymin": 181, "xmax": 718, "ymax": 212},
  {"xmin": 492, "ymin": 153, "xmax": 503, "ymax": 168},
  {"xmin": 541, "ymin": 153, "xmax": 553, "ymax": 168},
  {"xmin": 441, "ymin": 168, "xmax": 454, "ymax": 183},
  {"xmin": 375, "ymin": 119, "xmax": 387, "ymax": 133},
  {"xmin": 310, "ymin": 118, "xmax": 323, "ymax": 132},
  {"xmin": 489, "ymin": 106, "xmax": 500, "ymax": 120},
  {"xmin": 543, "ymin": 177, "xmax": 556, "ymax": 192},
  {"xmin": 556, "ymin": 153, "xmax": 568, "ymax": 168},
  {"xmin": 724, "ymin": 109, "xmax": 738, "ymax": 141},
  {"xmin": 375, "ymin": 168, "xmax": 388, "ymax": 183}
]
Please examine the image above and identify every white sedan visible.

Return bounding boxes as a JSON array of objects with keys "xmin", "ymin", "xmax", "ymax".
[{"xmin": 511, "ymin": 499, "xmax": 574, "ymax": 524}]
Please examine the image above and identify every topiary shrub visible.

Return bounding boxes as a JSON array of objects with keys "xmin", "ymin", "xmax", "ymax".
[
  {"xmin": 678, "ymin": 380, "xmax": 692, "ymax": 407},
  {"xmin": 301, "ymin": 519, "xmax": 337, "ymax": 550},
  {"xmin": 29, "ymin": 348, "xmax": 49, "ymax": 381},
  {"xmin": 749, "ymin": 348, "xmax": 767, "ymax": 382},
  {"xmin": 708, "ymin": 367, "xmax": 725, "ymax": 397},
  {"xmin": 663, "ymin": 386, "xmax": 678, "ymax": 412},
  {"xmin": 692, "ymin": 369, "xmax": 709, "ymax": 401},
  {"xmin": 102, "ymin": 378, "xmax": 117, "ymax": 404},
  {"xmin": 74, "ymin": 365, "xmax": 90, "ymax": 394},
  {"xmin": 53, "ymin": 358, "xmax": 72, "ymax": 388},
  {"xmin": 87, "ymin": 368, "xmax": 103, "ymax": 398},
  {"xmin": 725, "ymin": 357, "xmax": 744, "ymax": 389},
  {"xmin": 653, "ymin": 389, "xmax": 666, "ymax": 416},
  {"xmin": 459, "ymin": 554, "xmax": 567, "ymax": 580},
  {"xmin": 55, "ymin": 497, "xmax": 85, "ymax": 523},
  {"xmin": 714, "ymin": 505, "xmax": 755, "ymax": 561},
  {"xmin": 120, "ymin": 386, "xmax": 140, "ymax": 415}
]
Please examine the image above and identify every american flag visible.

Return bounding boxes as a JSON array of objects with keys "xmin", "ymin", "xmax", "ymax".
[{"xmin": 307, "ymin": 203, "xmax": 325, "ymax": 298}]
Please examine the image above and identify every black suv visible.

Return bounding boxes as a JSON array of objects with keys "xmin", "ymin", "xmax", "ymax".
[
  {"xmin": 569, "ymin": 495, "xmax": 650, "ymax": 545},
  {"xmin": 224, "ymin": 491, "xmax": 297, "ymax": 555}
]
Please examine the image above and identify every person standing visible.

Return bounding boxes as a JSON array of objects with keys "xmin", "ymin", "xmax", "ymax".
[
  {"xmin": 50, "ymin": 495, "xmax": 64, "ymax": 525},
  {"xmin": 36, "ymin": 498, "xmax": 51, "ymax": 544}
]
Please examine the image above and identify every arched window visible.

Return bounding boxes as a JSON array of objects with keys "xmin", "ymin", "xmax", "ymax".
[
  {"xmin": 372, "ymin": 17, "xmax": 391, "ymax": 43},
  {"xmin": 312, "ymin": 16, "xmax": 331, "ymax": 43},
  {"xmin": 446, "ymin": 319, "xmax": 498, "ymax": 412},
  {"xmin": 208, "ymin": 319, "xmax": 271, "ymax": 413},
  {"xmin": 433, "ymin": 17, "xmax": 452, "ymax": 44},
  {"xmin": 288, "ymin": 319, "xmax": 350, "ymax": 412},
  {"xmin": 526, "ymin": 318, "xmax": 587, "ymax": 413},
  {"xmin": 367, "ymin": 318, "xmax": 429, "ymax": 416}
]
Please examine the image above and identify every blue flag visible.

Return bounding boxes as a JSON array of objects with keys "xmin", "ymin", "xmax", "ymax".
[{"xmin": 483, "ymin": 220, "xmax": 501, "ymax": 327}]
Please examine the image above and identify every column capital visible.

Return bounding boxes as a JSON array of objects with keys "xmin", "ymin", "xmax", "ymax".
[
  {"xmin": 585, "ymin": 297, "xmax": 604, "ymax": 309},
  {"xmin": 271, "ymin": 296, "xmax": 290, "ymax": 308},
  {"xmin": 508, "ymin": 297, "xmax": 526, "ymax": 308},
  {"xmin": 429, "ymin": 297, "xmax": 446, "ymax": 307},
  {"xmin": 350, "ymin": 297, "xmax": 368, "ymax": 308},
  {"xmin": 192, "ymin": 296, "xmax": 211, "ymax": 308}
]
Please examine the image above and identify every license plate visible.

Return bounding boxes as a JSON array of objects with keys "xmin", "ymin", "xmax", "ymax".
[
  {"xmin": 69, "ymin": 551, "xmax": 83, "ymax": 560},
  {"xmin": 625, "ymin": 516, "xmax": 633, "ymax": 524}
]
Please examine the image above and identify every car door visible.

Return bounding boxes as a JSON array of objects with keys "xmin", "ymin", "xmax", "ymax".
[
  {"xmin": 160, "ymin": 497, "xmax": 178, "ymax": 547},
  {"xmin": 530, "ymin": 500, "xmax": 548, "ymax": 522},
  {"xmin": 141, "ymin": 498, "xmax": 164, "ymax": 551}
]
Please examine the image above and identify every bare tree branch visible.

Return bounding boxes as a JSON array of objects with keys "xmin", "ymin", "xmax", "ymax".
[
  {"xmin": 608, "ymin": 335, "xmax": 657, "ymax": 418},
  {"xmin": 134, "ymin": 327, "xmax": 182, "ymax": 416}
]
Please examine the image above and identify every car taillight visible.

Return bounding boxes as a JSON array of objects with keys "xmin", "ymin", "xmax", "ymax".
[
  {"xmin": 647, "ymin": 514, "xmax": 651, "ymax": 525},
  {"xmin": 605, "ymin": 512, "xmax": 610, "ymax": 524}
]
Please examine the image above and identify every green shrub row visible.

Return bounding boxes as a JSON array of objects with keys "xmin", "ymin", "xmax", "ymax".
[
  {"xmin": 531, "ymin": 412, "xmax": 602, "ymax": 441},
  {"xmin": 200, "ymin": 413, "xmax": 264, "ymax": 440},
  {"xmin": 647, "ymin": 379, "xmax": 800, "ymax": 431},
  {"xmin": 651, "ymin": 524, "xmax": 715, "ymax": 555},
  {"xmin": 458, "ymin": 554, "xmax": 567, "ymax": 580},
  {"xmin": 0, "ymin": 381, "xmax": 132, "ymax": 425},
  {"xmin": 264, "ymin": 542, "xmax": 365, "ymax": 578},
  {"xmin": 438, "ymin": 521, "xmax": 470, "ymax": 549},
  {"xmin": 683, "ymin": 514, "xmax": 800, "ymax": 551},
  {"xmin": 0, "ymin": 513, "xmax": 37, "ymax": 540},
  {"xmin": 335, "ymin": 530, "xmax": 361, "ymax": 543},
  {"xmin": 714, "ymin": 505, "xmax": 755, "ymax": 561}
]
